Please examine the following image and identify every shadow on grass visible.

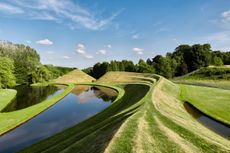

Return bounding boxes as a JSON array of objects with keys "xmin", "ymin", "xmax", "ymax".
[{"xmin": 19, "ymin": 84, "xmax": 150, "ymax": 153}]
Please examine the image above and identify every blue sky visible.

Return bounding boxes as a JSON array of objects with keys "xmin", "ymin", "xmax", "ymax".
[{"xmin": 0, "ymin": 0, "xmax": 230, "ymax": 68}]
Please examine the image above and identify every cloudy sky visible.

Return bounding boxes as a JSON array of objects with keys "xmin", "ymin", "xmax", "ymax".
[{"xmin": 0, "ymin": 0, "xmax": 230, "ymax": 68}]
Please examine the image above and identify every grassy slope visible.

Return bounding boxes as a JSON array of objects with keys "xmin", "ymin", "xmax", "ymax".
[
  {"xmin": 0, "ymin": 84, "xmax": 75, "ymax": 135},
  {"xmin": 0, "ymin": 89, "xmax": 16, "ymax": 111},
  {"xmin": 173, "ymin": 66, "xmax": 230, "ymax": 90},
  {"xmin": 173, "ymin": 66, "xmax": 230, "ymax": 125},
  {"xmin": 180, "ymin": 84, "xmax": 230, "ymax": 125},
  {"xmin": 21, "ymin": 72, "xmax": 230, "ymax": 153},
  {"xmin": 54, "ymin": 69, "xmax": 96, "ymax": 84}
]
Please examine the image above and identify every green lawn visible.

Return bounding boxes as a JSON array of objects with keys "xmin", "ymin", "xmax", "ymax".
[
  {"xmin": 0, "ymin": 89, "xmax": 16, "ymax": 111},
  {"xmin": 180, "ymin": 84, "xmax": 230, "ymax": 125}
]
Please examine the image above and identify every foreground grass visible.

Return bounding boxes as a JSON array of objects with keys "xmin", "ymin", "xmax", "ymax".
[
  {"xmin": 0, "ymin": 84, "xmax": 75, "ymax": 135},
  {"xmin": 20, "ymin": 72, "xmax": 230, "ymax": 153},
  {"xmin": 180, "ymin": 84, "xmax": 230, "ymax": 125}
]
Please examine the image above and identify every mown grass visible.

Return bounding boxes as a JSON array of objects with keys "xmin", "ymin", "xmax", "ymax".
[
  {"xmin": 20, "ymin": 72, "xmax": 230, "ymax": 153},
  {"xmin": 175, "ymin": 66, "xmax": 230, "ymax": 80},
  {"xmin": 173, "ymin": 66, "xmax": 230, "ymax": 125},
  {"xmin": 173, "ymin": 79, "xmax": 230, "ymax": 90},
  {"xmin": 180, "ymin": 84, "xmax": 230, "ymax": 125},
  {"xmin": 0, "ymin": 89, "xmax": 16, "ymax": 111},
  {"xmin": 54, "ymin": 69, "xmax": 96, "ymax": 84},
  {"xmin": 20, "ymin": 83, "xmax": 150, "ymax": 153},
  {"xmin": 173, "ymin": 66, "xmax": 230, "ymax": 90},
  {"xmin": 0, "ymin": 84, "xmax": 75, "ymax": 135}
]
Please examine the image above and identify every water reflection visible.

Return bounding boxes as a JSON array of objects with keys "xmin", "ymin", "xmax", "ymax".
[
  {"xmin": 184, "ymin": 102, "xmax": 230, "ymax": 139},
  {"xmin": 2, "ymin": 85, "xmax": 61, "ymax": 112},
  {"xmin": 0, "ymin": 85, "xmax": 117, "ymax": 153}
]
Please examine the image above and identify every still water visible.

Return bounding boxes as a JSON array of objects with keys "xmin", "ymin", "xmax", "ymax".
[
  {"xmin": 184, "ymin": 102, "xmax": 230, "ymax": 140},
  {"xmin": 0, "ymin": 85, "xmax": 117, "ymax": 153},
  {"xmin": 2, "ymin": 85, "xmax": 62, "ymax": 112}
]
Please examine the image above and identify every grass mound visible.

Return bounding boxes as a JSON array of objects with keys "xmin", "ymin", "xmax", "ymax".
[
  {"xmin": 173, "ymin": 66, "xmax": 230, "ymax": 90},
  {"xmin": 175, "ymin": 66, "xmax": 230, "ymax": 80},
  {"xmin": 54, "ymin": 69, "xmax": 96, "ymax": 84},
  {"xmin": 20, "ymin": 72, "xmax": 230, "ymax": 153}
]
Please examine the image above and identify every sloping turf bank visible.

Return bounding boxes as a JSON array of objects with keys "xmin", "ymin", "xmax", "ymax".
[
  {"xmin": 0, "ymin": 84, "xmax": 74, "ymax": 135},
  {"xmin": 21, "ymin": 72, "xmax": 230, "ymax": 153},
  {"xmin": 180, "ymin": 84, "xmax": 230, "ymax": 125}
]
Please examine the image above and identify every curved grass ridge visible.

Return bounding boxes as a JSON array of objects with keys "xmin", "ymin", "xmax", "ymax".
[
  {"xmin": 20, "ymin": 72, "xmax": 230, "ymax": 153},
  {"xmin": 0, "ymin": 83, "xmax": 75, "ymax": 135}
]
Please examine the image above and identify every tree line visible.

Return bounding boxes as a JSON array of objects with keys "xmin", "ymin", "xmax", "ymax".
[
  {"xmin": 1, "ymin": 42, "xmax": 229, "ymax": 88},
  {"xmin": 0, "ymin": 42, "xmax": 74, "ymax": 88},
  {"xmin": 83, "ymin": 44, "xmax": 230, "ymax": 79}
]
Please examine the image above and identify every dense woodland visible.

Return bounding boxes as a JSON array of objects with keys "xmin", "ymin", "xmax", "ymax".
[
  {"xmin": 0, "ymin": 41, "xmax": 74, "ymax": 88},
  {"xmin": 83, "ymin": 44, "xmax": 230, "ymax": 79}
]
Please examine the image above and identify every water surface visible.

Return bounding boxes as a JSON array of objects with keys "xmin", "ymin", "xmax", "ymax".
[
  {"xmin": 2, "ymin": 85, "xmax": 62, "ymax": 112},
  {"xmin": 0, "ymin": 85, "xmax": 117, "ymax": 153},
  {"xmin": 184, "ymin": 102, "xmax": 230, "ymax": 139}
]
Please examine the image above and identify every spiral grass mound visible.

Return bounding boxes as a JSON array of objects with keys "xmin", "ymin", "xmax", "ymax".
[{"xmin": 18, "ymin": 72, "xmax": 230, "ymax": 153}]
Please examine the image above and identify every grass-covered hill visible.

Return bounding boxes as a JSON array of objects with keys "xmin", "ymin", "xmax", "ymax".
[
  {"xmin": 19, "ymin": 72, "xmax": 230, "ymax": 153},
  {"xmin": 175, "ymin": 66, "xmax": 230, "ymax": 80},
  {"xmin": 54, "ymin": 69, "xmax": 96, "ymax": 84},
  {"xmin": 173, "ymin": 66, "xmax": 230, "ymax": 90}
]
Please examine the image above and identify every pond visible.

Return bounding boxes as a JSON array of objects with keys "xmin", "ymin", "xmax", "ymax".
[
  {"xmin": 0, "ymin": 85, "xmax": 117, "ymax": 153},
  {"xmin": 184, "ymin": 102, "xmax": 230, "ymax": 140},
  {"xmin": 2, "ymin": 85, "xmax": 63, "ymax": 112}
]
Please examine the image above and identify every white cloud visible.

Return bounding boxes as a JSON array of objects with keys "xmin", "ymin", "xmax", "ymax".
[
  {"xmin": 76, "ymin": 43, "xmax": 86, "ymax": 54},
  {"xmin": 25, "ymin": 40, "xmax": 32, "ymax": 44},
  {"xmin": 85, "ymin": 55, "xmax": 94, "ymax": 59},
  {"xmin": 1, "ymin": 0, "xmax": 122, "ymax": 30},
  {"xmin": 201, "ymin": 31, "xmax": 230, "ymax": 51},
  {"xmin": 78, "ymin": 43, "xmax": 85, "ymax": 49},
  {"xmin": 97, "ymin": 50, "xmax": 107, "ymax": 55},
  {"xmin": 76, "ymin": 49, "xmax": 86, "ymax": 54},
  {"xmin": 205, "ymin": 32, "xmax": 230, "ymax": 42},
  {"xmin": 75, "ymin": 43, "xmax": 93, "ymax": 59},
  {"xmin": 220, "ymin": 10, "xmax": 230, "ymax": 29},
  {"xmin": 222, "ymin": 10, "xmax": 230, "ymax": 19},
  {"xmin": 63, "ymin": 56, "xmax": 70, "ymax": 59},
  {"xmin": 36, "ymin": 39, "xmax": 53, "ymax": 45},
  {"xmin": 0, "ymin": 3, "xmax": 24, "ymax": 14},
  {"xmin": 107, "ymin": 44, "xmax": 112, "ymax": 48},
  {"xmin": 132, "ymin": 34, "xmax": 139, "ymax": 39},
  {"xmin": 133, "ymin": 47, "xmax": 144, "ymax": 55}
]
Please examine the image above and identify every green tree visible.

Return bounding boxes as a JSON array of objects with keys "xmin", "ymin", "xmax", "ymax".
[
  {"xmin": 0, "ymin": 57, "xmax": 16, "ymax": 88},
  {"xmin": 136, "ymin": 59, "xmax": 155, "ymax": 73},
  {"xmin": 151, "ymin": 56, "xmax": 173, "ymax": 78},
  {"xmin": 213, "ymin": 56, "xmax": 223, "ymax": 66}
]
